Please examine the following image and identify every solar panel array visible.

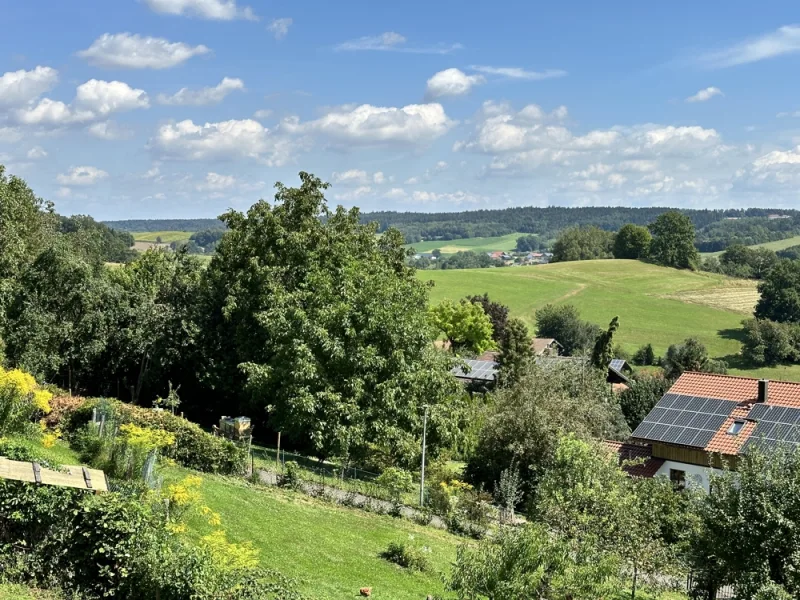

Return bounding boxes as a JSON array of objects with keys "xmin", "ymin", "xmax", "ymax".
[
  {"xmin": 451, "ymin": 359, "xmax": 498, "ymax": 382},
  {"xmin": 631, "ymin": 393, "xmax": 737, "ymax": 449},
  {"xmin": 742, "ymin": 403, "xmax": 800, "ymax": 453},
  {"xmin": 609, "ymin": 359, "xmax": 628, "ymax": 372}
]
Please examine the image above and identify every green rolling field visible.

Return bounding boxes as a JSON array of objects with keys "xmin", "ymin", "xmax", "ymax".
[
  {"xmin": 132, "ymin": 231, "xmax": 194, "ymax": 243},
  {"xmin": 405, "ymin": 232, "xmax": 522, "ymax": 255},
  {"xmin": 750, "ymin": 235, "xmax": 800, "ymax": 252},
  {"xmin": 419, "ymin": 259, "xmax": 800, "ymax": 382}
]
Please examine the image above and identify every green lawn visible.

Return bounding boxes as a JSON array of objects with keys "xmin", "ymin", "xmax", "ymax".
[
  {"xmin": 132, "ymin": 231, "xmax": 194, "ymax": 243},
  {"xmin": 751, "ymin": 235, "xmax": 800, "ymax": 252},
  {"xmin": 170, "ymin": 468, "xmax": 461, "ymax": 600},
  {"xmin": 420, "ymin": 259, "xmax": 800, "ymax": 382},
  {"xmin": 406, "ymin": 232, "xmax": 522, "ymax": 255},
  {"xmin": 0, "ymin": 584, "xmax": 61, "ymax": 599}
]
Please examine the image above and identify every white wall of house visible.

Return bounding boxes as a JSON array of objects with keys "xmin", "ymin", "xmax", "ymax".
[{"xmin": 654, "ymin": 460, "xmax": 722, "ymax": 492}]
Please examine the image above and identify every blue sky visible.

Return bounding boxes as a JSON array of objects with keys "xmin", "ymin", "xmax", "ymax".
[{"xmin": 2, "ymin": 1, "xmax": 800, "ymax": 220}]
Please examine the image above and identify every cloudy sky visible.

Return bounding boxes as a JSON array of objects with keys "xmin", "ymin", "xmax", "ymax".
[{"xmin": 3, "ymin": 1, "xmax": 800, "ymax": 219}]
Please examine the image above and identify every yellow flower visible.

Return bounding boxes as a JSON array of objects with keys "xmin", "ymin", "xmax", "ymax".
[
  {"xmin": 118, "ymin": 423, "xmax": 176, "ymax": 450},
  {"xmin": 166, "ymin": 474, "xmax": 202, "ymax": 507},
  {"xmin": 0, "ymin": 369, "xmax": 37, "ymax": 396},
  {"xmin": 166, "ymin": 522, "xmax": 188, "ymax": 534},
  {"xmin": 201, "ymin": 529, "xmax": 259, "ymax": 571},
  {"xmin": 32, "ymin": 390, "xmax": 53, "ymax": 414},
  {"xmin": 200, "ymin": 506, "xmax": 222, "ymax": 527}
]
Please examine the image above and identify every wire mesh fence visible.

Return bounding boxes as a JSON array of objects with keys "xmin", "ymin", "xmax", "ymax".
[{"xmin": 250, "ymin": 446, "xmax": 423, "ymax": 505}]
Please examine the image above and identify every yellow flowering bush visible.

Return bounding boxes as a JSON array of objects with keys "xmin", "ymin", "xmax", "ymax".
[
  {"xmin": 0, "ymin": 366, "xmax": 53, "ymax": 436},
  {"xmin": 118, "ymin": 423, "xmax": 176, "ymax": 451},
  {"xmin": 200, "ymin": 529, "xmax": 260, "ymax": 572}
]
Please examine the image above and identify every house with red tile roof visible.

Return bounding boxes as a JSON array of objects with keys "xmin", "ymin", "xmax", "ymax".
[{"xmin": 626, "ymin": 371, "xmax": 800, "ymax": 491}]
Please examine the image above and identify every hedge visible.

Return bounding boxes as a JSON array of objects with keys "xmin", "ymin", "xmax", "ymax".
[{"xmin": 64, "ymin": 398, "xmax": 247, "ymax": 476}]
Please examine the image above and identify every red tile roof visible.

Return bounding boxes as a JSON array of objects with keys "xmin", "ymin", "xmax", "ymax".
[
  {"xmin": 637, "ymin": 372, "xmax": 800, "ymax": 457},
  {"xmin": 603, "ymin": 440, "xmax": 664, "ymax": 478},
  {"xmin": 670, "ymin": 372, "xmax": 800, "ymax": 408}
]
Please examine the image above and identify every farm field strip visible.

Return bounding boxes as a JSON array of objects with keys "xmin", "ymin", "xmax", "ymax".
[
  {"xmin": 405, "ymin": 232, "xmax": 522, "ymax": 255},
  {"xmin": 132, "ymin": 231, "xmax": 194, "ymax": 243}
]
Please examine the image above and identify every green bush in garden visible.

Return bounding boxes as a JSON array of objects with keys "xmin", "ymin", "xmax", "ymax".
[{"xmin": 64, "ymin": 398, "xmax": 247, "ymax": 475}]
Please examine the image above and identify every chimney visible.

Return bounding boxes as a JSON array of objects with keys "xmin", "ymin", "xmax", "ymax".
[{"xmin": 758, "ymin": 379, "xmax": 769, "ymax": 403}]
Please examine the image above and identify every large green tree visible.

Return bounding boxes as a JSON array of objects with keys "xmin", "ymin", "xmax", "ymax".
[
  {"xmin": 689, "ymin": 448, "xmax": 800, "ymax": 598},
  {"xmin": 199, "ymin": 172, "xmax": 465, "ymax": 465},
  {"xmin": 0, "ymin": 166, "xmax": 55, "ymax": 314},
  {"xmin": 755, "ymin": 259, "xmax": 800, "ymax": 323},
  {"xmin": 551, "ymin": 225, "xmax": 615, "ymax": 262},
  {"xmin": 661, "ymin": 337, "xmax": 727, "ymax": 379},
  {"xmin": 464, "ymin": 361, "xmax": 629, "ymax": 504},
  {"xmin": 534, "ymin": 303, "xmax": 600, "ymax": 357},
  {"xmin": 648, "ymin": 211, "xmax": 699, "ymax": 269},
  {"xmin": 496, "ymin": 318, "xmax": 534, "ymax": 386},
  {"xmin": 467, "ymin": 294, "xmax": 509, "ymax": 344},
  {"xmin": 3, "ymin": 242, "xmax": 118, "ymax": 392},
  {"xmin": 429, "ymin": 299, "xmax": 495, "ymax": 355},
  {"xmin": 614, "ymin": 224, "xmax": 652, "ymax": 259}
]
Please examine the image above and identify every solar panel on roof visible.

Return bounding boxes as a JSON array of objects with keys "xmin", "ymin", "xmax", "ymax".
[
  {"xmin": 451, "ymin": 359, "xmax": 498, "ymax": 382},
  {"xmin": 741, "ymin": 405, "xmax": 800, "ymax": 455},
  {"xmin": 631, "ymin": 392, "xmax": 738, "ymax": 448}
]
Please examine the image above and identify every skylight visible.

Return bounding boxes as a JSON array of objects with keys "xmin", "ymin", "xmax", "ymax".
[{"xmin": 727, "ymin": 420, "xmax": 744, "ymax": 435}]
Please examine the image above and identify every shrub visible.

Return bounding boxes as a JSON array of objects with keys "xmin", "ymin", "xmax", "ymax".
[
  {"xmin": 65, "ymin": 398, "xmax": 247, "ymax": 475},
  {"xmin": 380, "ymin": 539, "xmax": 431, "ymax": 572},
  {"xmin": 0, "ymin": 366, "xmax": 52, "ymax": 437},
  {"xmin": 281, "ymin": 460, "xmax": 301, "ymax": 489},
  {"xmin": 632, "ymin": 343, "xmax": 656, "ymax": 366},
  {"xmin": 375, "ymin": 466, "xmax": 413, "ymax": 503},
  {"xmin": 0, "ymin": 479, "xmax": 316, "ymax": 600}
]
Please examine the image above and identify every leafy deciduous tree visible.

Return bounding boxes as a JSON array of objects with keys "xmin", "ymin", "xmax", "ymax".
[
  {"xmin": 467, "ymin": 294, "xmax": 510, "ymax": 344},
  {"xmin": 662, "ymin": 338, "xmax": 727, "ymax": 379},
  {"xmin": 614, "ymin": 224, "xmax": 652, "ymax": 259},
  {"xmin": 430, "ymin": 299, "xmax": 495, "ymax": 355},
  {"xmin": 591, "ymin": 316, "xmax": 620, "ymax": 369},
  {"xmin": 756, "ymin": 259, "xmax": 800, "ymax": 324},
  {"xmin": 648, "ymin": 211, "xmax": 699, "ymax": 270},
  {"xmin": 534, "ymin": 304, "xmax": 600, "ymax": 357},
  {"xmin": 551, "ymin": 226, "xmax": 615, "ymax": 263}
]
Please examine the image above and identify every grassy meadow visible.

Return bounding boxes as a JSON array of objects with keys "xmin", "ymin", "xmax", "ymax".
[
  {"xmin": 420, "ymin": 259, "xmax": 800, "ymax": 382},
  {"xmin": 405, "ymin": 232, "xmax": 522, "ymax": 255},
  {"xmin": 132, "ymin": 231, "xmax": 193, "ymax": 243}
]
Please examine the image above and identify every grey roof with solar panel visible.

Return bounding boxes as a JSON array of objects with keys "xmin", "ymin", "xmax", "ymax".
[
  {"xmin": 609, "ymin": 359, "xmax": 628, "ymax": 372},
  {"xmin": 451, "ymin": 359, "xmax": 498, "ymax": 382},
  {"xmin": 631, "ymin": 392, "xmax": 738, "ymax": 449},
  {"xmin": 741, "ymin": 403, "xmax": 800, "ymax": 453}
]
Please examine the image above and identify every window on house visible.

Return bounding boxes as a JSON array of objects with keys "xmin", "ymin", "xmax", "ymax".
[
  {"xmin": 670, "ymin": 469, "xmax": 686, "ymax": 490},
  {"xmin": 727, "ymin": 420, "xmax": 744, "ymax": 435}
]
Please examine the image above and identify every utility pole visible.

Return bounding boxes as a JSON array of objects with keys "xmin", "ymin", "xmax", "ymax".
[{"xmin": 419, "ymin": 404, "xmax": 429, "ymax": 507}]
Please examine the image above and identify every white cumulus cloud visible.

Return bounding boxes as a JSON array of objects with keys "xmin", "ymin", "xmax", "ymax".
[
  {"xmin": 331, "ymin": 169, "xmax": 368, "ymax": 184},
  {"xmin": 56, "ymin": 166, "xmax": 109, "ymax": 186},
  {"xmin": 75, "ymin": 79, "xmax": 150, "ymax": 115},
  {"xmin": 196, "ymin": 172, "xmax": 238, "ymax": 191},
  {"xmin": 268, "ymin": 18, "xmax": 292, "ymax": 40},
  {"xmin": 26, "ymin": 146, "xmax": 47, "ymax": 159},
  {"xmin": 686, "ymin": 87, "xmax": 723, "ymax": 103},
  {"xmin": 78, "ymin": 33, "xmax": 210, "ymax": 69},
  {"xmin": 142, "ymin": 0, "xmax": 256, "ymax": 21},
  {"xmin": 150, "ymin": 118, "xmax": 292, "ymax": 165},
  {"xmin": 157, "ymin": 77, "xmax": 244, "ymax": 105},
  {"xmin": 0, "ymin": 66, "xmax": 58, "ymax": 107},
  {"xmin": 282, "ymin": 103, "xmax": 454, "ymax": 145},
  {"xmin": 425, "ymin": 68, "xmax": 484, "ymax": 99}
]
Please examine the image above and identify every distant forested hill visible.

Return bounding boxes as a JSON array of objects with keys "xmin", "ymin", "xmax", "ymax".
[
  {"xmin": 360, "ymin": 206, "xmax": 800, "ymax": 245},
  {"xmin": 103, "ymin": 219, "xmax": 226, "ymax": 232}
]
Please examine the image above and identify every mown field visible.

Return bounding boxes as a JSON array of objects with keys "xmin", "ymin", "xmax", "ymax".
[
  {"xmin": 132, "ymin": 231, "xmax": 193, "ymax": 243},
  {"xmin": 420, "ymin": 259, "xmax": 800, "ymax": 382},
  {"xmin": 405, "ymin": 232, "xmax": 522, "ymax": 255}
]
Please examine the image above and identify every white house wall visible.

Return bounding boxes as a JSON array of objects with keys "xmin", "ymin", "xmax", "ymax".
[{"xmin": 654, "ymin": 459, "xmax": 722, "ymax": 492}]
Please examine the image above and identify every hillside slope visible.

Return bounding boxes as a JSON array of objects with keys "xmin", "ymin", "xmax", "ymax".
[{"xmin": 420, "ymin": 260, "xmax": 800, "ymax": 381}]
